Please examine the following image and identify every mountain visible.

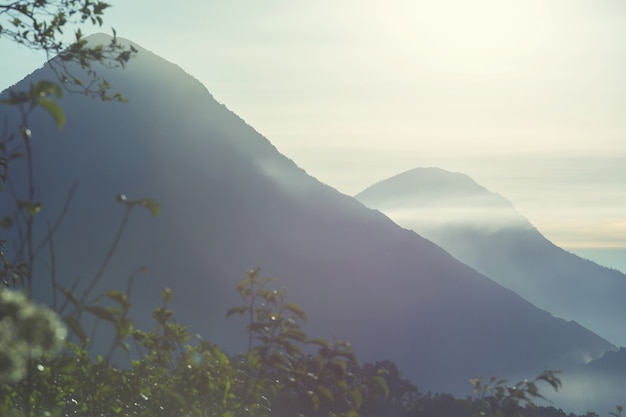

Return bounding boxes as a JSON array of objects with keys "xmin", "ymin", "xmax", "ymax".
[
  {"xmin": 355, "ymin": 167, "xmax": 626, "ymax": 347},
  {"xmin": 0, "ymin": 35, "xmax": 615, "ymax": 400},
  {"xmin": 553, "ymin": 348, "xmax": 626, "ymax": 413}
]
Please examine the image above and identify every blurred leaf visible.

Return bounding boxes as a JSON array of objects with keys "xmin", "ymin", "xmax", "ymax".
[
  {"xmin": 17, "ymin": 200, "xmax": 43, "ymax": 216},
  {"xmin": 0, "ymin": 216, "xmax": 14, "ymax": 229},
  {"xmin": 138, "ymin": 198, "xmax": 160, "ymax": 217},
  {"xmin": 162, "ymin": 287, "xmax": 173, "ymax": 303},
  {"xmin": 115, "ymin": 318, "xmax": 133, "ymax": 339},
  {"xmin": 349, "ymin": 388, "xmax": 363, "ymax": 409},
  {"xmin": 37, "ymin": 98, "xmax": 65, "ymax": 129},
  {"xmin": 316, "ymin": 385, "xmax": 333, "ymax": 403},
  {"xmin": 309, "ymin": 338, "xmax": 331, "ymax": 350},
  {"xmin": 284, "ymin": 302, "xmax": 307, "ymax": 324},
  {"xmin": 373, "ymin": 375, "xmax": 389, "ymax": 399},
  {"xmin": 284, "ymin": 327, "xmax": 307, "ymax": 343},
  {"xmin": 106, "ymin": 290, "xmax": 130, "ymax": 309},
  {"xmin": 85, "ymin": 305, "xmax": 116, "ymax": 322},
  {"xmin": 308, "ymin": 391, "xmax": 320, "ymax": 410},
  {"xmin": 326, "ymin": 361, "xmax": 347, "ymax": 380},
  {"xmin": 64, "ymin": 316, "xmax": 88, "ymax": 343},
  {"xmin": 226, "ymin": 306, "xmax": 248, "ymax": 318},
  {"xmin": 32, "ymin": 80, "xmax": 63, "ymax": 99}
]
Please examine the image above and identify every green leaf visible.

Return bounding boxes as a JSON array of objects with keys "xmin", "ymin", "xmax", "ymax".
[
  {"xmin": 120, "ymin": 342, "xmax": 130, "ymax": 353},
  {"xmin": 284, "ymin": 342, "xmax": 303, "ymax": 357},
  {"xmin": 37, "ymin": 98, "xmax": 65, "ymax": 129},
  {"xmin": 225, "ymin": 306, "xmax": 248, "ymax": 318},
  {"xmin": 17, "ymin": 200, "xmax": 43, "ymax": 216},
  {"xmin": 316, "ymin": 385, "xmax": 333, "ymax": 402},
  {"xmin": 32, "ymin": 81, "xmax": 63, "ymax": 99},
  {"xmin": 0, "ymin": 216, "xmax": 14, "ymax": 229},
  {"xmin": 85, "ymin": 305, "xmax": 116, "ymax": 322},
  {"xmin": 162, "ymin": 387, "xmax": 186, "ymax": 410},
  {"xmin": 106, "ymin": 290, "xmax": 130, "ymax": 309},
  {"xmin": 64, "ymin": 316, "xmax": 88, "ymax": 343},
  {"xmin": 285, "ymin": 327, "xmax": 307, "ymax": 343},
  {"xmin": 349, "ymin": 388, "xmax": 363, "ymax": 409},
  {"xmin": 138, "ymin": 198, "xmax": 160, "ymax": 217},
  {"xmin": 373, "ymin": 375, "xmax": 389, "ymax": 399},
  {"xmin": 308, "ymin": 391, "xmax": 320, "ymax": 410},
  {"xmin": 162, "ymin": 287, "xmax": 173, "ymax": 303},
  {"xmin": 115, "ymin": 317, "xmax": 133, "ymax": 339},
  {"xmin": 309, "ymin": 338, "xmax": 331, "ymax": 350},
  {"xmin": 284, "ymin": 302, "xmax": 307, "ymax": 323},
  {"xmin": 326, "ymin": 360, "xmax": 347, "ymax": 380}
]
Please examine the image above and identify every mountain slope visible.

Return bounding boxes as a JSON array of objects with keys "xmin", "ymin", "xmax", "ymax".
[
  {"xmin": 0, "ymin": 36, "xmax": 614, "ymax": 398},
  {"xmin": 356, "ymin": 167, "xmax": 626, "ymax": 347}
]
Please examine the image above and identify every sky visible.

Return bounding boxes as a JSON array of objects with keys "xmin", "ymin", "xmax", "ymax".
[{"xmin": 1, "ymin": 1, "xmax": 625, "ymax": 262}]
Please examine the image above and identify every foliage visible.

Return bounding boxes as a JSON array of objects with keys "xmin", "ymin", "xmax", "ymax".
[
  {"xmin": 227, "ymin": 268, "xmax": 389, "ymax": 417},
  {"xmin": 470, "ymin": 370, "xmax": 562, "ymax": 417},
  {"xmin": 0, "ymin": 288, "xmax": 66, "ymax": 384},
  {"xmin": 0, "ymin": 0, "xmax": 136, "ymax": 101},
  {"xmin": 0, "ymin": 271, "xmax": 390, "ymax": 417},
  {"xmin": 610, "ymin": 406, "xmax": 625, "ymax": 417},
  {"xmin": 1, "ymin": 3, "xmax": 151, "ymax": 417}
]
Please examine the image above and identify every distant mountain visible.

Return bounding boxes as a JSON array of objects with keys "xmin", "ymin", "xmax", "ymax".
[
  {"xmin": 555, "ymin": 348, "xmax": 626, "ymax": 413},
  {"xmin": 356, "ymin": 167, "xmax": 626, "ymax": 347},
  {"xmin": 0, "ymin": 35, "xmax": 615, "ymax": 401}
]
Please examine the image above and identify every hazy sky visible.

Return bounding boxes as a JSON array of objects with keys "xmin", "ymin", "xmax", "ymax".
[{"xmin": 1, "ymin": 0, "xmax": 625, "ymax": 251}]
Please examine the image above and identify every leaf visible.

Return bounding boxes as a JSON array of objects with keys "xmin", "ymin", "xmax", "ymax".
[
  {"xmin": 316, "ymin": 385, "xmax": 333, "ymax": 402},
  {"xmin": 284, "ymin": 302, "xmax": 307, "ymax": 323},
  {"xmin": 308, "ymin": 391, "xmax": 320, "ymax": 410},
  {"xmin": 373, "ymin": 375, "xmax": 389, "ymax": 399},
  {"xmin": 37, "ymin": 98, "xmax": 65, "ymax": 129},
  {"xmin": 162, "ymin": 387, "xmax": 186, "ymax": 410},
  {"xmin": 138, "ymin": 198, "xmax": 160, "ymax": 217},
  {"xmin": 119, "ymin": 342, "xmax": 130, "ymax": 353},
  {"xmin": 326, "ymin": 360, "xmax": 347, "ymax": 380},
  {"xmin": 32, "ymin": 81, "xmax": 63, "ymax": 99},
  {"xmin": 162, "ymin": 287, "xmax": 173, "ymax": 303},
  {"xmin": 284, "ymin": 342, "xmax": 303, "ymax": 357},
  {"xmin": 309, "ymin": 338, "xmax": 331, "ymax": 350},
  {"xmin": 0, "ymin": 216, "xmax": 14, "ymax": 229},
  {"xmin": 106, "ymin": 290, "xmax": 130, "ymax": 309},
  {"xmin": 64, "ymin": 316, "xmax": 88, "ymax": 343},
  {"xmin": 349, "ymin": 388, "xmax": 363, "ymax": 409},
  {"xmin": 17, "ymin": 200, "xmax": 43, "ymax": 216},
  {"xmin": 225, "ymin": 306, "xmax": 248, "ymax": 318},
  {"xmin": 284, "ymin": 327, "xmax": 307, "ymax": 344},
  {"xmin": 115, "ymin": 317, "xmax": 133, "ymax": 339},
  {"xmin": 535, "ymin": 370, "xmax": 561, "ymax": 391},
  {"xmin": 85, "ymin": 305, "xmax": 116, "ymax": 322}
]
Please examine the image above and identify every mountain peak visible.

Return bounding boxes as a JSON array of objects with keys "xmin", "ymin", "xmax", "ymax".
[
  {"xmin": 362, "ymin": 167, "xmax": 493, "ymax": 201},
  {"xmin": 356, "ymin": 166, "xmax": 525, "ymax": 230}
]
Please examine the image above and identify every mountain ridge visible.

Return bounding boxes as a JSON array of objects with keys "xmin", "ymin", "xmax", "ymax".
[{"xmin": 356, "ymin": 167, "xmax": 626, "ymax": 347}]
